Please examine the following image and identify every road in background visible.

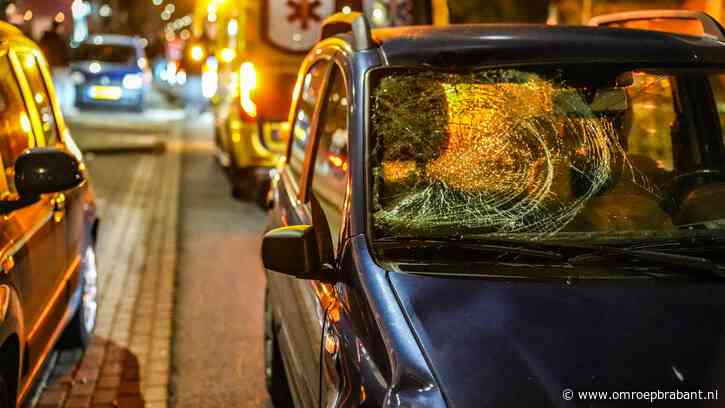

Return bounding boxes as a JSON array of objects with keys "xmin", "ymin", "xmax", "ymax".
[{"xmin": 170, "ymin": 114, "xmax": 270, "ymax": 407}]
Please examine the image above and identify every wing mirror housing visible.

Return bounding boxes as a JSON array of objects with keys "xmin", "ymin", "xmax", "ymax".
[
  {"xmin": 262, "ymin": 225, "xmax": 335, "ymax": 282},
  {"xmin": 0, "ymin": 148, "xmax": 84, "ymax": 214},
  {"xmin": 15, "ymin": 147, "xmax": 84, "ymax": 197}
]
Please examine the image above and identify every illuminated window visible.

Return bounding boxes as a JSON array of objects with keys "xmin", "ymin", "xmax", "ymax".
[
  {"xmin": 0, "ymin": 57, "xmax": 32, "ymax": 197},
  {"xmin": 17, "ymin": 52, "xmax": 58, "ymax": 145},
  {"xmin": 288, "ymin": 61, "xmax": 328, "ymax": 181},
  {"xmin": 311, "ymin": 69, "xmax": 349, "ymax": 250}
]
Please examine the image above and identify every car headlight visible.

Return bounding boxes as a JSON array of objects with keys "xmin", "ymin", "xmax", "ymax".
[
  {"xmin": 71, "ymin": 71, "xmax": 85, "ymax": 85},
  {"xmin": 122, "ymin": 73, "xmax": 144, "ymax": 90}
]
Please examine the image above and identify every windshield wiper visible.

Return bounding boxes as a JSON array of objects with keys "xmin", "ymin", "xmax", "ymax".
[
  {"xmin": 449, "ymin": 234, "xmax": 725, "ymax": 278},
  {"xmin": 564, "ymin": 243, "xmax": 725, "ymax": 278},
  {"xmin": 376, "ymin": 235, "xmax": 725, "ymax": 278},
  {"xmin": 374, "ymin": 237, "xmax": 565, "ymax": 262}
]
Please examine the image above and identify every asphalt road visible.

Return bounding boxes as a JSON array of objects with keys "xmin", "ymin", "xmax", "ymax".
[{"xmin": 171, "ymin": 115, "xmax": 270, "ymax": 407}]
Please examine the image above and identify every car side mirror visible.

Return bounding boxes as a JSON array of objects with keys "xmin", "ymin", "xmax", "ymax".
[
  {"xmin": 262, "ymin": 225, "xmax": 335, "ymax": 282},
  {"xmin": 15, "ymin": 147, "xmax": 84, "ymax": 197}
]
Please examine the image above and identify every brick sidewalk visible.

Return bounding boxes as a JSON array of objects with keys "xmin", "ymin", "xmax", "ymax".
[{"xmin": 31, "ymin": 138, "xmax": 182, "ymax": 408}]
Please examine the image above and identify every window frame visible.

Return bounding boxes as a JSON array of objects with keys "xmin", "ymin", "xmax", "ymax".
[
  {"xmin": 0, "ymin": 46, "xmax": 39, "ymax": 198},
  {"xmin": 10, "ymin": 47, "xmax": 63, "ymax": 147},
  {"xmin": 284, "ymin": 56, "xmax": 332, "ymax": 201},
  {"xmin": 305, "ymin": 64, "xmax": 351, "ymax": 252},
  {"xmin": 281, "ymin": 44, "xmax": 353, "ymax": 256},
  {"xmin": 34, "ymin": 52, "xmax": 67, "ymax": 146}
]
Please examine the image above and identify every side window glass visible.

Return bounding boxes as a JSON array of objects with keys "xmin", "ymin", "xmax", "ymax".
[
  {"xmin": 310, "ymin": 69, "xmax": 349, "ymax": 250},
  {"xmin": 0, "ymin": 57, "xmax": 32, "ymax": 198},
  {"xmin": 288, "ymin": 61, "xmax": 328, "ymax": 181},
  {"xmin": 17, "ymin": 52, "xmax": 58, "ymax": 145}
]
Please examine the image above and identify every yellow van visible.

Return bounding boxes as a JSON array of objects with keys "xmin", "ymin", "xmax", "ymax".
[{"xmin": 200, "ymin": 0, "xmax": 448, "ymax": 202}]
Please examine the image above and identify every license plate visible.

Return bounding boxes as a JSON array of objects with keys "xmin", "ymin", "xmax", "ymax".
[{"xmin": 89, "ymin": 86, "xmax": 122, "ymax": 101}]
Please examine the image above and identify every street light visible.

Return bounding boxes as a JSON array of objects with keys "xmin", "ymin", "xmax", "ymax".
[
  {"xmin": 99, "ymin": 4, "xmax": 112, "ymax": 17},
  {"xmin": 190, "ymin": 44, "xmax": 205, "ymax": 62}
]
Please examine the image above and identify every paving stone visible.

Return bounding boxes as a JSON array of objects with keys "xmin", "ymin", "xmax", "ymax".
[
  {"xmin": 68, "ymin": 382, "xmax": 96, "ymax": 397},
  {"xmin": 32, "ymin": 127, "xmax": 181, "ymax": 407},
  {"xmin": 95, "ymin": 376, "xmax": 121, "ymax": 390},
  {"xmin": 75, "ymin": 368, "xmax": 100, "ymax": 383},
  {"xmin": 38, "ymin": 389, "xmax": 67, "ymax": 406},
  {"xmin": 64, "ymin": 395, "xmax": 92, "ymax": 408},
  {"xmin": 117, "ymin": 381, "xmax": 141, "ymax": 396},
  {"xmin": 113, "ymin": 396, "xmax": 144, "ymax": 408},
  {"xmin": 90, "ymin": 389, "xmax": 116, "ymax": 405},
  {"xmin": 142, "ymin": 386, "xmax": 167, "ymax": 402}
]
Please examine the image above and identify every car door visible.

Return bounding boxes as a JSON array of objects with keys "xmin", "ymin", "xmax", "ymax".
[
  {"xmin": 270, "ymin": 58, "xmax": 331, "ymax": 408},
  {"xmin": 0, "ymin": 48, "xmax": 67, "ymax": 392},
  {"xmin": 304, "ymin": 65, "xmax": 351, "ymax": 407},
  {"xmin": 28, "ymin": 51, "xmax": 87, "ymax": 298}
]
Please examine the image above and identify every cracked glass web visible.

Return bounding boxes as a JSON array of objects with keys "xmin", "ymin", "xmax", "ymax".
[{"xmin": 371, "ymin": 69, "xmax": 665, "ymax": 237}]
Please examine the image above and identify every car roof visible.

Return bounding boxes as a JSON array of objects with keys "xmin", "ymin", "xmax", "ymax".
[
  {"xmin": 0, "ymin": 21, "xmax": 36, "ymax": 46},
  {"xmin": 338, "ymin": 24, "xmax": 725, "ymax": 67},
  {"xmin": 84, "ymin": 34, "xmax": 142, "ymax": 47},
  {"xmin": 0, "ymin": 22, "xmax": 22, "ymax": 38}
]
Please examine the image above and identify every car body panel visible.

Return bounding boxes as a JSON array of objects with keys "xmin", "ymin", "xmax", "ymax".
[
  {"xmin": 370, "ymin": 24, "xmax": 725, "ymax": 67},
  {"xmin": 390, "ymin": 270, "xmax": 725, "ymax": 407},
  {"xmin": 268, "ymin": 164, "xmax": 326, "ymax": 407},
  {"xmin": 0, "ymin": 24, "xmax": 97, "ymax": 406},
  {"xmin": 266, "ymin": 38, "xmax": 446, "ymax": 407}
]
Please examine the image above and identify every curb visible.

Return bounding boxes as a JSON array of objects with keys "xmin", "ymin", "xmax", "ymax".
[{"xmin": 82, "ymin": 141, "xmax": 167, "ymax": 155}]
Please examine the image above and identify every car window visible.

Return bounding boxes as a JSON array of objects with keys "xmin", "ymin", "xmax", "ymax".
[
  {"xmin": 0, "ymin": 56, "xmax": 33, "ymax": 198},
  {"xmin": 310, "ymin": 68, "xmax": 349, "ymax": 250},
  {"xmin": 370, "ymin": 66, "xmax": 725, "ymax": 242},
  {"xmin": 17, "ymin": 52, "xmax": 58, "ymax": 145},
  {"xmin": 288, "ymin": 61, "xmax": 328, "ymax": 182},
  {"xmin": 74, "ymin": 43, "xmax": 137, "ymax": 65},
  {"xmin": 625, "ymin": 73, "xmax": 676, "ymax": 171},
  {"xmin": 709, "ymin": 75, "xmax": 725, "ymax": 146}
]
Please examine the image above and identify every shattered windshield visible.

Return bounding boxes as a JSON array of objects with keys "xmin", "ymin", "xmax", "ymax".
[{"xmin": 370, "ymin": 66, "xmax": 725, "ymax": 242}]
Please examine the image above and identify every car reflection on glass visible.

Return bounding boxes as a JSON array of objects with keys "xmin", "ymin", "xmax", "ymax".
[{"xmin": 260, "ymin": 10, "xmax": 725, "ymax": 408}]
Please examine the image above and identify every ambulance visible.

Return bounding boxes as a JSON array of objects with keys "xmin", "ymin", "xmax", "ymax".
[{"xmin": 198, "ymin": 0, "xmax": 448, "ymax": 202}]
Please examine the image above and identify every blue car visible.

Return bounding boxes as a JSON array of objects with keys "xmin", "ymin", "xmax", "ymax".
[
  {"xmin": 262, "ymin": 10, "xmax": 725, "ymax": 407},
  {"xmin": 71, "ymin": 35, "xmax": 149, "ymax": 111}
]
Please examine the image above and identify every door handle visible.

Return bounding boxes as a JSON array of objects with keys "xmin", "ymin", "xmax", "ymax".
[
  {"xmin": 51, "ymin": 193, "xmax": 66, "ymax": 222},
  {"xmin": 1, "ymin": 255, "xmax": 14, "ymax": 275}
]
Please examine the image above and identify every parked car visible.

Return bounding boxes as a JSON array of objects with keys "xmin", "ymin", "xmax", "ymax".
[
  {"xmin": 0, "ymin": 24, "xmax": 99, "ymax": 408},
  {"xmin": 71, "ymin": 34, "xmax": 150, "ymax": 112},
  {"xmin": 262, "ymin": 11, "xmax": 725, "ymax": 407}
]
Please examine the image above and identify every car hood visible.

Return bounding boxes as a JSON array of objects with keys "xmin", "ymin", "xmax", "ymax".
[{"xmin": 388, "ymin": 269, "xmax": 725, "ymax": 408}]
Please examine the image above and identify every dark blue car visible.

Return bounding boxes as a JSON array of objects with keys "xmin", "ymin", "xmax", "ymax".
[
  {"xmin": 262, "ymin": 11, "xmax": 725, "ymax": 407},
  {"xmin": 71, "ymin": 35, "xmax": 149, "ymax": 112}
]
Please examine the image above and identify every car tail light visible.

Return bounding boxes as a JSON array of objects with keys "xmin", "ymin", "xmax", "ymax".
[{"xmin": 239, "ymin": 61, "xmax": 258, "ymax": 121}]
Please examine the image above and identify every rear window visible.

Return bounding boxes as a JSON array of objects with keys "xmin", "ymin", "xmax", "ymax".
[{"xmin": 74, "ymin": 43, "xmax": 136, "ymax": 65}]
